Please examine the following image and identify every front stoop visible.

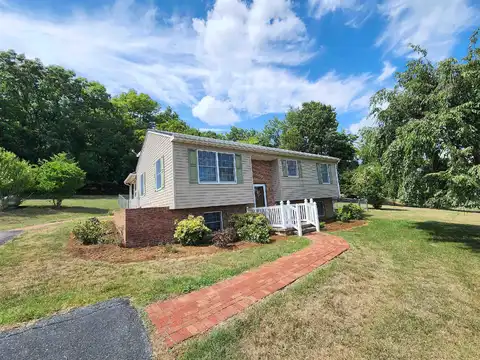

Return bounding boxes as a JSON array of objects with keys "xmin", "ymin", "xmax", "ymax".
[{"xmin": 145, "ymin": 232, "xmax": 349, "ymax": 347}]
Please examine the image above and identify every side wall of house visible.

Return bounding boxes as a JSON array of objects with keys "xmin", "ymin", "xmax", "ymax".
[
  {"xmin": 136, "ymin": 132, "xmax": 174, "ymax": 208},
  {"xmin": 276, "ymin": 158, "xmax": 339, "ymax": 202},
  {"xmin": 172, "ymin": 142, "xmax": 254, "ymax": 209},
  {"xmin": 123, "ymin": 204, "xmax": 249, "ymax": 247}
]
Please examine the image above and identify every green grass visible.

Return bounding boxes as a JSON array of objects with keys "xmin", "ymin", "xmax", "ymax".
[
  {"xmin": 0, "ymin": 224, "xmax": 309, "ymax": 326},
  {"xmin": 178, "ymin": 207, "xmax": 480, "ymax": 360},
  {"xmin": 0, "ymin": 196, "xmax": 119, "ymax": 230}
]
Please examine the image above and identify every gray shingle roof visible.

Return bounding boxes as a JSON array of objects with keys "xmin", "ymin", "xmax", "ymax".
[{"xmin": 150, "ymin": 130, "xmax": 340, "ymax": 162}]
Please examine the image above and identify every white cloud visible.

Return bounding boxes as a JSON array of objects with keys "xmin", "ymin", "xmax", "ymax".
[
  {"xmin": 348, "ymin": 116, "xmax": 375, "ymax": 134},
  {"xmin": 308, "ymin": 0, "xmax": 358, "ymax": 19},
  {"xmin": 377, "ymin": 0, "xmax": 478, "ymax": 60},
  {"xmin": 192, "ymin": 96, "xmax": 239, "ymax": 125},
  {"xmin": 377, "ymin": 61, "xmax": 396, "ymax": 82},
  {"xmin": 0, "ymin": 0, "xmax": 380, "ymax": 126}
]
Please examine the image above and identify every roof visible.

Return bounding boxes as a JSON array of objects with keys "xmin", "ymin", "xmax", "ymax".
[{"xmin": 148, "ymin": 130, "xmax": 340, "ymax": 162}]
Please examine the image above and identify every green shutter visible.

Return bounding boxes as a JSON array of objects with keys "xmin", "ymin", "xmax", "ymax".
[
  {"xmin": 316, "ymin": 163, "xmax": 323, "ymax": 184},
  {"xmin": 161, "ymin": 156, "xmax": 165, "ymax": 189},
  {"xmin": 235, "ymin": 154, "xmax": 243, "ymax": 184},
  {"xmin": 329, "ymin": 164, "xmax": 335, "ymax": 184},
  {"xmin": 298, "ymin": 160, "xmax": 303, "ymax": 178},
  {"xmin": 188, "ymin": 149, "xmax": 198, "ymax": 184},
  {"xmin": 281, "ymin": 160, "xmax": 288, "ymax": 177}
]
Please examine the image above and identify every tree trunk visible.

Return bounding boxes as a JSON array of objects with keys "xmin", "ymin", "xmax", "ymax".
[{"xmin": 52, "ymin": 199, "xmax": 63, "ymax": 208}]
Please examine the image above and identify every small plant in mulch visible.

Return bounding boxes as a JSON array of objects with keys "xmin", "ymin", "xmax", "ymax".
[
  {"xmin": 212, "ymin": 228, "xmax": 236, "ymax": 248},
  {"xmin": 165, "ymin": 244, "xmax": 179, "ymax": 253},
  {"xmin": 319, "ymin": 221, "xmax": 326, "ymax": 229}
]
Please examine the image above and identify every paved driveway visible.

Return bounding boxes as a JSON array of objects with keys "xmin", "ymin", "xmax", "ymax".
[
  {"xmin": 0, "ymin": 299, "xmax": 152, "ymax": 360},
  {"xmin": 0, "ymin": 230, "xmax": 23, "ymax": 246}
]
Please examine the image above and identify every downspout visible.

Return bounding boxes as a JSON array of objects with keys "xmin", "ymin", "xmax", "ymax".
[{"xmin": 335, "ymin": 162, "xmax": 341, "ymax": 198}]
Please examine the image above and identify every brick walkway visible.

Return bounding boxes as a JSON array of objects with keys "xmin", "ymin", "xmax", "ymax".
[{"xmin": 146, "ymin": 232, "xmax": 349, "ymax": 347}]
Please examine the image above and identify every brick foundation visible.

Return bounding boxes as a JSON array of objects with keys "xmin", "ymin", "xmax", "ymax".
[
  {"xmin": 251, "ymin": 160, "xmax": 275, "ymax": 206},
  {"xmin": 120, "ymin": 204, "xmax": 250, "ymax": 248}
]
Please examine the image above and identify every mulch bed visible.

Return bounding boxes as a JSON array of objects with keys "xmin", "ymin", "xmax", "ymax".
[
  {"xmin": 66, "ymin": 235, "xmax": 286, "ymax": 264},
  {"xmin": 324, "ymin": 220, "xmax": 367, "ymax": 232}
]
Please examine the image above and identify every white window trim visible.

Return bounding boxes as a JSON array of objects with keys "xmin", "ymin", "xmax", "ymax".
[
  {"xmin": 321, "ymin": 164, "xmax": 331, "ymax": 184},
  {"xmin": 253, "ymin": 184, "xmax": 268, "ymax": 208},
  {"xmin": 140, "ymin": 172, "xmax": 146, "ymax": 197},
  {"xmin": 197, "ymin": 149, "xmax": 237, "ymax": 184},
  {"xmin": 155, "ymin": 158, "xmax": 163, "ymax": 191},
  {"xmin": 286, "ymin": 159, "xmax": 299, "ymax": 178},
  {"xmin": 204, "ymin": 211, "xmax": 223, "ymax": 231}
]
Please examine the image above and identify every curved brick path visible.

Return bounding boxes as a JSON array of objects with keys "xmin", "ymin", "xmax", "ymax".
[{"xmin": 146, "ymin": 232, "xmax": 349, "ymax": 347}]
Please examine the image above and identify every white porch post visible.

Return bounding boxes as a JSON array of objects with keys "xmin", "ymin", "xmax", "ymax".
[
  {"xmin": 295, "ymin": 204, "xmax": 302, "ymax": 236},
  {"xmin": 128, "ymin": 185, "xmax": 132, "ymax": 208},
  {"xmin": 280, "ymin": 201, "xmax": 286, "ymax": 229},
  {"xmin": 311, "ymin": 198, "xmax": 320, "ymax": 232}
]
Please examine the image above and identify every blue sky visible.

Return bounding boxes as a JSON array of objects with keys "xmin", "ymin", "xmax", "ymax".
[{"xmin": 0, "ymin": 0, "xmax": 478, "ymax": 134}]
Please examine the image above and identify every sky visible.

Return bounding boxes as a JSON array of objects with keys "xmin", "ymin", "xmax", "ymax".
[{"xmin": 0, "ymin": 0, "xmax": 478, "ymax": 134}]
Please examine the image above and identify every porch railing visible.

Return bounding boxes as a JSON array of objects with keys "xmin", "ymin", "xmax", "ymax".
[
  {"xmin": 118, "ymin": 195, "xmax": 139, "ymax": 209},
  {"xmin": 248, "ymin": 199, "xmax": 320, "ymax": 236}
]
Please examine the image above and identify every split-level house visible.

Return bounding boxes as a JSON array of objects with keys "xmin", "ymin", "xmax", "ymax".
[{"xmin": 114, "ymin": 130, "xmax": 341, "ymax": 247}]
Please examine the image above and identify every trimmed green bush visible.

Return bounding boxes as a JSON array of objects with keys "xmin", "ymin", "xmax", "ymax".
[
  {"xmin": 319, "ymin": 221, "xmax": 326, "ymax": 229},
  {"xmin": 229, "ymin": 213, "xmax": 271, "ymax": 244},
  {"xmin": 174, "ymin": 215, "xmax": 211, "ymax": 246},
  {"xmin": 335, "ymin": 204, "xmax": 364, "ymax": 222},
  {"xmin": 72, "ymin": 218, "xmax": 105, "ymax": 245}
]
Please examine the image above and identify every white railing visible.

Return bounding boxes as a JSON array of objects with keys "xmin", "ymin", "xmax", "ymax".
[
  {"xmin": 118, "ymin": 195, "xmax": 139, "ymax": 209},
  {"xmin": 248, "ymin": 199, "xmax": 320, "ymax": 236}
]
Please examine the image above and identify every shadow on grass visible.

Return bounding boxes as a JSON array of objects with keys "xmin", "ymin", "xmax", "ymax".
[
  {"xmin": 415, "ymin": 221, "xmax": 480, "ymax": 252},
  {"xmin": 0, "ymin": 206, "xmax": 109, "ymax": 218}
]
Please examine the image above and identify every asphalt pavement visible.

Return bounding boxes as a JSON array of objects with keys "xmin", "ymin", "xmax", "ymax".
[
  {"xmin": 0, "ymin": 298, "xmax": 152, "ymax": 360},
  {"xmin": 0, "ymin": 230, "xmax": 23, "ymax": 246}
]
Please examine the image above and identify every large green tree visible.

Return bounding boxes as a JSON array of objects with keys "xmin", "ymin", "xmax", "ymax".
[
  {"xmin": 279, "ymin": 102, "xmax": 357, "ymax": 172},
  {"xmin": 361, "ymin": 29, "xmax": 480, "ymax": 208}
]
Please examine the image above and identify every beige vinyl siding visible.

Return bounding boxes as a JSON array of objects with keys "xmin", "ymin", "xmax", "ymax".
[
  {"xmin": 172, "ymin": 142, "xmax": 254, "ymax": 209},
  {"xmin": 135, "ymin": 132, "xmax": 174, "ymax": 208},
  {"xmin": 277, "ymin": 158, "xmax": 339, "ymax": 201}
]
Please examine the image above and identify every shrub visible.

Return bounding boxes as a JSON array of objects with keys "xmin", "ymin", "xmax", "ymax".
[
  {"xmin": 212, "ymin": 228, "xmax": 236, "ymax": 248},
  {"xmin": 36, "ymin": 153, "xmax": 86, "ymax": 208},
  {"xmin": 174, "ymin": 215, "xmax": 211, "ymax": 246},
  {"xmin": 73, "ymin": 218, "xmax": 105, "ymax": 245},
  {"xmin": 319, "ymin": 221, "xmax": 326, "ymax": 229},
  {"xmin": 335, "ymin": 204, "xmax": 364, "ymax": 222},
  {"xmin": 352, "ymin": 164, "xmax": 385, "ymax": 209},
  {"xmin": 229, "ymin": 213, "xmax": 271, "ymax": 244}
]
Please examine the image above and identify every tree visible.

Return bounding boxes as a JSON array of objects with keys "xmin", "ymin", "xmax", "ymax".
[
  {"xmin": 0, "ymin": 148, "xmax": 35, "ymax": 210},
  {"xmin": 352, "ymin": 164, "xmax": 385, "ymax": 209},
  {"xmin": 36, "ymin": 153, "xmax": 86, "ymax": 208},
  {"xmin": 363, "ymin": 29, "xmax": 480, "ymax": 208},
  {"xmin": 279, "ymin": 102, "xmax": 357, "ymax": 172}
]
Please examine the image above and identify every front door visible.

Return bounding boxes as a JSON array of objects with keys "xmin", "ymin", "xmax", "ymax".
[{"xmin": 254, "ymin": 184, "xmax": 267, "ymax": 208}]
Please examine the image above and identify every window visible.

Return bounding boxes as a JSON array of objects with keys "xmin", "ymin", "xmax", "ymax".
[
  {"xmin": 204, "ymin": 212, "xmax": 222, "ymax": 231},
  {"xmin": 198, "ymin": 150, "xmax": 236, "ymax": 184},
  {"xmin": 218, "ymin": 153, "xmax": 235, "ymax": 182},
  {"xmin": 140, "ymin": 172, "xmax": 146, "ymax": 196},
  {"xmin": 155, "ymin": 158, "xmax": 163, "ymax": 190},
  {"xmin": 287, "ymin": 160, "xmax": 298, "ymax": 177},
  {"xmin": 320, "ymin": 164, "xmax": 330, "ymax": 184}
]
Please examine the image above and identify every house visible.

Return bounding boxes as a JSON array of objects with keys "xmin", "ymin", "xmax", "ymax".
[{"xmin": 114, "ymin": 129, "xmax": 341, "ymax": 247}]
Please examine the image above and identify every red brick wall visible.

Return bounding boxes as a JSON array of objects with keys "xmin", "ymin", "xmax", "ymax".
[
  {"xmin": 251, "ymin": 160, "xmax": 275, "ymax": 206},
  {"xmin": 122, "ymin": 204, "xmax": 249, "ymax": 247}
]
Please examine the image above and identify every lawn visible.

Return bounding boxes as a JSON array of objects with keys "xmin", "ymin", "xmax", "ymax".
[
  {"xmin": 177, "ymin": 207, "xmax": 480, "ymax": 360},
  {"xmin": 0, "ymin": 223, "xmax": 309, "ymax": 326},
  {"xmin": 0, "ymin": 196, "xmax": 119, "ymax": 230}
]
